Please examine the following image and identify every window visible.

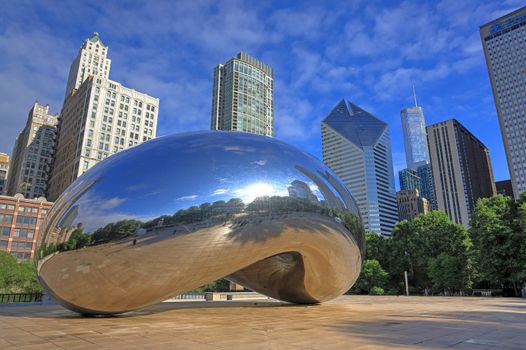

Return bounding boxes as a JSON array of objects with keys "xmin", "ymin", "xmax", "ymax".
[
  {"xmin": 0, "ymin": 214, "xmax": 13, "ymax": 223},
  {"xmin": 0, "ymin": 204, "xmax": 15, "ymax": 211},
  {"xmin": 1, "ymin": 227, "xmax": 9, "ymax": 236},
  {"xmin": 16, "ymin": 216, "xmax": 36, "ymax": 226},
  {"xmin": 11, "ymin": 241, "xmax": 33, "ymax": 250},
  {"xmin": 13, "ymin": 228, "xmax": 34, "ymax": 239}
]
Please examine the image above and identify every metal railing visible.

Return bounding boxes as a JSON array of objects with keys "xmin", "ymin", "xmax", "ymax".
[
  {"xmin": 0, "ymin": 292, "xmax": 43, "ymax": 303},
  {"xmin": 171, "ymin": 293, "xmax": 205, "ymax": 300}
]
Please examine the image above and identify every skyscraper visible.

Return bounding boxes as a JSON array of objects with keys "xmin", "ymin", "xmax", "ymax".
[
  {"xmin": 64, "ymin": 32, "xmax": 111, "ymax": 100},
  {"xmin": 416, "ymin": 163, "xmax": 437, "ymax": 210},
  {"xmin": 399, "ymin": 168, "xmax": 421, "ymax": 192},
  {"xmin": 427, "ymin": 119, "xmax": 496, "ymax": 227},
  {"xmin": 211, "ymin": 52, "xmax": 274, "ymax": 137},
  {"xmin": 481, "ymin": 6, "xmax": 526, "ymax": 198},
  {"xmin": 321, "ymin": 99, "xmax": 398, "ymax": 235},
  {"xmin": 48, "ymin": 33, "xmax": 159, "ymax": 201},
  {"xmin": 0, "ymin": 153, "xmax": 9, "ymax": 195},
  {"xmin": 398, "ymin": 90, "xmax": 437, "ymax": 209},
  {"xmin": 6, "ymin": 102, "xmax": 58, "ymax": 199},
  {"xmin": 401, "ymin": 91, "xmax": 429, "ymax": 169}
]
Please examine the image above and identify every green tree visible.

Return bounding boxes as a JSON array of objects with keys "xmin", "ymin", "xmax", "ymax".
[
  {"xmin": 470, "ymin": 194, "xmax": 526, "ymax": 295},
  {"xmin": 391, "ymin": 211, "xmax": 471, "ymax": 293},
  {"xmin": 0, "ymin": 252, "xmax": 41, "ymax": 293},
  {"xmin": 427, "ymin": 253, "xmax": 468, "ymax": 293},
  {"xmin": 191, "ymin": 279, "xmax": 231, "ymax": 293},
  {"xmin": 352, "ymin": 259, "xmax": 389, "ymax": 294},
  {"xmin": 92, "ymin": 219, "xmax": 143, "ymax": 243}
]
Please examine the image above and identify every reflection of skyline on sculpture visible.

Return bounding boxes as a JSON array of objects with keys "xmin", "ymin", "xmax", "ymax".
[
  {"xmin": 37, "ymin": 131, "xmax": 364, "ymax": 315},
  {"xmin": 47, "ymin": 132, "xmax": 354, "ymax": 233}
]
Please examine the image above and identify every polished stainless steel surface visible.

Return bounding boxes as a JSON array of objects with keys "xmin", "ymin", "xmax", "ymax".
[{"xmin": 36, "ymin": 131, "xmax": 364, "ymax": 315}]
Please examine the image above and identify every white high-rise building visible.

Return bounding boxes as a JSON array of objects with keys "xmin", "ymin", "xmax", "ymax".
[
  {"xmin": 64, "ymin": 32, "xmax": 111, "ymax": 100},
  {"xmin": 6, "ymin": 102, "xmax": 58, "ymax": 199},
  {"xmin": 321, "ymin": 100, "xmax": 398, "ymax": 235},
  {"xmin": 211, "ymin": 52, "xmax": 274, "ymax": 137},
  {"xmin": 481, "ymin": 6, "xmax": 526, "ymax": 198},
  {"xmin": 48, "ymin": 33, "xmax": 159, "ymax": 201}
]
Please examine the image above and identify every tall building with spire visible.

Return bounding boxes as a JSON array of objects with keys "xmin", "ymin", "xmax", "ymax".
[
  {"xmin": 48, "ymin": 33, "xmax": 159, "ymax": 201},
  {"xmin": 401, "ymin": 87, "xmax": 429, "ymax": 169},
  {"xmin": 6, "ymin": 102, "xmax": 58, "ymax": 199},
  {"xmin": 321, "ymin": 99, "xmax": 398, "ymax": 235},
  {"xmin": 481, "ymin": 6, "xmax": 526, "ymax": 198},
  {"xmin": 398, "ymin": 88, "xmax": 437, "ymax": 209},
  {"xmin": 211, "ymin": 52, "xmax": 274, "ymax": 137}
]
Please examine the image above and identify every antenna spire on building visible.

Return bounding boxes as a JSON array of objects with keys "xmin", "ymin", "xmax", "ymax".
[{"xmin": 412, "ymin": 84, "xmax": 418, "ymax": 107}]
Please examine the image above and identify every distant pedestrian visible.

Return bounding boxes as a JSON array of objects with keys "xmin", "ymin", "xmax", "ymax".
[{"xmin": 133, "ymin": 238, "xmax": 137, "ymax": 246}]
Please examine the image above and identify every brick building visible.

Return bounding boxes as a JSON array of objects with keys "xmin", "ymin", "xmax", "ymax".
[{"xmin": 0, "ymin": 194, "xmax": 53, "ymax": 261}]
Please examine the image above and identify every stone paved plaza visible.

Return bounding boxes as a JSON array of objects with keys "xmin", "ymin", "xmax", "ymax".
[{"xmin": 0, "ymin": 296, "xmax": 525, "ymax": 349}]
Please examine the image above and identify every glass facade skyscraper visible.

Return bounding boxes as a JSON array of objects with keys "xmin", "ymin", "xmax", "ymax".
[
  {"xmin": 399, "ymin": 164, "xmax": 437, "ymax": 211},
  {"xmin": 481, "ymin": 6, "xmax": 526, "ymax": 198},
  {"xmin": 399, "ymin": 168, "xmax": 421, "ymax": 192},
  {"xmin": 321, "ymin": 100, "xmax": 398, "ymax": 235},
  {"xmin": 417, "ymin": 163, "xmax": 437, "ymax": 210},
  {"xmin": 211, "ymin": 52, "xmax": 274, "ymax": 137},
  {"xmin": 399, "ymin": 101, "xmax": 437, "ymax": 209},
  {"xmin": 401, "ymin": 106, "xmax": 429, "ymax": 169}
]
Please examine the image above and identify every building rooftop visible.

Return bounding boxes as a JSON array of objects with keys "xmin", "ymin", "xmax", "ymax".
[
  {"xmin": 88, "ymin": 32, "xmax": 106, "ymax": 46},
  {"xmin": 322, "ymin": 99, "xmax": 387, "ymax": 148}
]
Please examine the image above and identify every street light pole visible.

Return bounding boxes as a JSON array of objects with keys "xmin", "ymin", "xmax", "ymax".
[{"xmin": 404, "ymin": 270, "xmax": 409, "ymax": 296}]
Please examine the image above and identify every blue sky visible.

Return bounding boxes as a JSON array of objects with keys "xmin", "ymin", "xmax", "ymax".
[{"xmin": 0, "ymin": 0, "xmax": 522, "ymax": 189}]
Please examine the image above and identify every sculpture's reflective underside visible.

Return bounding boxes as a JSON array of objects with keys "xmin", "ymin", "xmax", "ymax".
[{"xmin": 36, "ymin": 131, "xmax": 365, "ymax": 315}]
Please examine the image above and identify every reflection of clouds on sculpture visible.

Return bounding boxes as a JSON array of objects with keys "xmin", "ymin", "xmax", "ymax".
[
  {"xmin": 57, "ymin": 192, "xmax": 150, "ymax": 233},
  {"xmin": 232, "ymin": 182, "xmax": 289, "ymax": 204},
  {"xmin": 37, "ymin": 131, "xmax": 364, "ymax": 315}
]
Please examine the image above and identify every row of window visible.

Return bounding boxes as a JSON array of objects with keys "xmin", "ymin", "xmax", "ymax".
[{"xmin": 16, "ymin": 216, "xmax": 37, "ymax": 226}]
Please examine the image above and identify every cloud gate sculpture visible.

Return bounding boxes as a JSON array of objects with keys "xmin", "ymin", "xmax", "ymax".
[{"xmin": 36, "ymin": 131, "xmax": 365, "ymax": 315}]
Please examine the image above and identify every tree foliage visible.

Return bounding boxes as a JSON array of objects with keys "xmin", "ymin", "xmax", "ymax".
[
  {"xmin": 352, "ymin": 259, "xmax": 388, "ymax": 294},
  {"xmin": 470, "ymin": 194, "xmax": 526, "ymax": 295},
  {"xmin": 0, "ymin": 252, "xmax": 41, "ymax": 293},
  {"xmin": 353, "ymin": 211, "xmax": 472, "ymax": 295}
]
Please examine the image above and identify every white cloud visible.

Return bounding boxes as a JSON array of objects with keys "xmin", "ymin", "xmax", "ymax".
[
  {"xmin": 176, "ymin": 195, "xmax": 198, "ymax": 201},
  {"xmin": 211, "ymin": 189, "xmax": 228, "ymax": 196}
]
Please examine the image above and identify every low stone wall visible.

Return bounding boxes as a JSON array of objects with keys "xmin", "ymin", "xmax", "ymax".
[{"xmin": 204, "ymin": 292, "xmax": 271, "ymax": 301}]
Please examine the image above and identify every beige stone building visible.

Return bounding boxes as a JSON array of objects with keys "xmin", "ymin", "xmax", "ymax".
[
  {"xmin": 0, "ymin": 153, "xmax": 9, "ymax": 195},
  {"xmin": 48, "ymin": 33, "xmax": 159, "ymax": 201},
  {"xmin": 0, "ymin": 194, "xmax": 53, "ymax": 261},
  {"xmin": 64, "ymin": 32, "xmax": 111, "ymax": 100},
  {"xmin": 396, "ymin": 189, "xmax": 429, "ymax": 222},
  {"xmin": 6, "ymin": 102, "xmax": 58, "ymax": 199}
]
